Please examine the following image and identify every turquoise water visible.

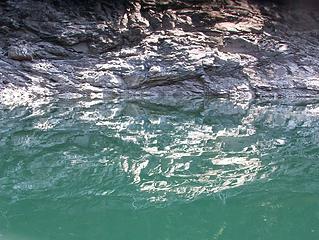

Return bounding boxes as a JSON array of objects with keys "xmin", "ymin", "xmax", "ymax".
[{"xmin": 0, "ymin": 97, "xmax": 319, "ymax": 240}]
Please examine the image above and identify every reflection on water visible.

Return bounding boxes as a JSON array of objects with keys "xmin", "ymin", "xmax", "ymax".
[{"xmin": 0, "ymin": 96, "xmax": 319, "ymax": 239}]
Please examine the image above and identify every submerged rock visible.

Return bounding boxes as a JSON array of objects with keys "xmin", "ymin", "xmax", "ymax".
[{"xmin": 0, "ymin": 0, "xmax": 318, "ymax": 98}]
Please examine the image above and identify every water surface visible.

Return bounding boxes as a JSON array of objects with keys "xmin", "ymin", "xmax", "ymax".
[{"xmin": 0, "ymin": 97, "xmax": 319, "ymax": 239}]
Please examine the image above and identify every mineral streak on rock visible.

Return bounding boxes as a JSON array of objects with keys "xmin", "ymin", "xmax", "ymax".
[{"xmin": 0, "ymin": 0, "xmax": 318, "ymax": 99}]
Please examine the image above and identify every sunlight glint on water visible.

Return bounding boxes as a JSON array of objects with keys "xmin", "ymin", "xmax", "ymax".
[{"xmin": 0, "ymin": 97, "xmax": 319, "ymax": 240}]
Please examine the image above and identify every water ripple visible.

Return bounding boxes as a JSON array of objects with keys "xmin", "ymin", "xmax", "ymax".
[{"xmin": 1, "ymin": 97, "xmax": 319, "ymax": 209}]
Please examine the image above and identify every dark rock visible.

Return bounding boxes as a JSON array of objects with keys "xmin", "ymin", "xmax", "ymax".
[
  {"xmin": 0, "ymin": 0, "xmax": 318, "ymax": 99},
  {"xmin": 8, "ymin": 45, "xmax": 33, "ymax": 61}
]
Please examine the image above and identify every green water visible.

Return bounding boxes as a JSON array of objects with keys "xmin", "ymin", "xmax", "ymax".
[{"xmin": 0, "ymin": 97, "xmax": 319, "ymax": 240}]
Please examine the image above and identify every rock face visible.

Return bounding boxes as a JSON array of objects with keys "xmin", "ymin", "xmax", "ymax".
[{"xmin": 0, "ymin": 0, "xmax": 318, "ymax": 99}]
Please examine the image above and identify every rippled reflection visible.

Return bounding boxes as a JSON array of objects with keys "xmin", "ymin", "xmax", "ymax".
[
  {"xmin": 1, "ymin": 97, "xmax": 319, "ymax": 239},
  {"xmin": 1, "ymin": 97, "xmax": 319, "ymax": 210}
]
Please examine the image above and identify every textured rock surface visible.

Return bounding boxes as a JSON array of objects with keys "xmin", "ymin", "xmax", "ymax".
[{"xmin": 0, "ymin": 0, "xmax": 318, "ymax": 99}]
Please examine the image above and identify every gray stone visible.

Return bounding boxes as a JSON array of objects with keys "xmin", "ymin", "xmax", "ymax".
[
  {"xmin": 0, "ymin": 0, "xmax": 318, "ymax": 99},
  {"xmin": 8, "ymin": 46, "xmax": 33, "ymax": 61}
]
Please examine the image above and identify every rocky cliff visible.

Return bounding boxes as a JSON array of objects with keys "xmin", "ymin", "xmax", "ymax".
[{"xmin": 0, "ymin": 0, "xmax": 319, "ymax": 101}]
